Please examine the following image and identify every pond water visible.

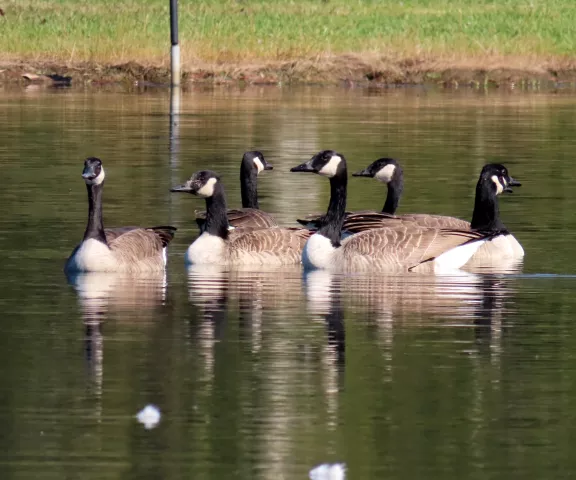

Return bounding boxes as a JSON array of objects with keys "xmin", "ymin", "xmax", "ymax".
[{"xmin": 1, "ymin": 84, "xmax": 576, "ymax": 479}]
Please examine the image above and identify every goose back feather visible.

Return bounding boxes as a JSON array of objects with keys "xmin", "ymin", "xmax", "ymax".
[
  {"xmin": 227, "ymin": 227, "xmax": 310, "ymax": 265},
  {"xmin": 340, "ymin": 212, "xmax": 471, "ymax": 233}
]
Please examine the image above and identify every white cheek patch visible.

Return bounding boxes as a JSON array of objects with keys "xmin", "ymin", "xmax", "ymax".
[
  {"xmin": 85, "ymin": 167, "xmax": 106, "ymax": 185},
  {"xmin": 491, "ymin": 175, "xmax": 503, "ymax": 195},
  {"xmin": 253, "ymin": 157, "xmax": 264, "ymax": 174},
  {"xmin": 375, "ymin": 164, "xmax": 396, "ymax": 183},
  {"xmin": 196, "ymin": 177, "xmax": 217, "ymax": 198},
  {"xmin": 318, "ymin": 155, "xmax": 342, "ymax": 178}
]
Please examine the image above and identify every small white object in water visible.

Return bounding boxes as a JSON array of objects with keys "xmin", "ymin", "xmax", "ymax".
[
  {"xmin": 309, "ymin": 463, "xmax": 346, "ymax": 480},
  {"xmin": 136, "ymin": 404, "xmax": 161, "ymax": 429}
]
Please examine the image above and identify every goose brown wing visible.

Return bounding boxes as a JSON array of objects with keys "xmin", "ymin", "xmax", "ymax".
[
  {"xmin": 228, "ymin": 227, "xmax": 310, "ymax": 264},
  {"xmin": 105, "ymin": 226, "xmax": 176, "ymax": 247},
  {"xmin": 341, "ymin": 225, "xmax": 486, "ymax": 269},
  {"xmin": 400, "ymin": 214, "xmax": 471, "ymax": 230},
  {"xmin": 341, "ymin": 211, "xmax": 400, "ymax": 233},
  {"xmin": 146, "ymin": 226, "xmax": 177, "ymax": 247},
  {"xmin": 105, "ymin": 227, "xmax": 139, "ymax": 242},
  {"xmin": 196, "ymin": 208, "xmax": 277, "ymax": 231},
  {"xmin": 230, "ymin": 225, "xmax": 312, "ymax": 237},
  {"xmin": 108, "ymin": 228, "xmax": 173, "ymax": 261},
  {"xmin": 342, "ymin": 212, "xmax": 470, "ymax": 234}
]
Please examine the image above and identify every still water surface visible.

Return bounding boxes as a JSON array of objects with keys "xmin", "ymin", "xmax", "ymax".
[{"xmin": 1, "ymin": 86, "xmax": 576, "ymax": 479}]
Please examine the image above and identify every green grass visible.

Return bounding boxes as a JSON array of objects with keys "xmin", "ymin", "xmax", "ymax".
[{"xmin": 1, "ymin": 0, "xmax": 575, "ymax": 68}]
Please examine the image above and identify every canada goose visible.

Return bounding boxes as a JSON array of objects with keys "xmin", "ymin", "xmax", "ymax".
[
  {"xmin": 171, "ymin": 170, "xmax": 310, "ymax": 266},
  {"xmin": 350, "ymin": 159, "xmax": 524, "ymax": 260},
  {"xmin": 65, "ymin": 157, "xmax": 177, "ymax": 273},
  {"xmin": 195, "ymin": 151, "xmax": 278, "ymax": 232},
  {"xmin": 290, "ymin": 150, "xmax": 495, "ymax": 273}
]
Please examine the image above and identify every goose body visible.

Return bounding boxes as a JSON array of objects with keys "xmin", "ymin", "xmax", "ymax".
[
  {"xmin": 172, "ymin": 171, "xmax": 309, "ymax": 266},
  {"xmin": 290, "ymin": 151, "xmax": 493, "ymax": 273},
  {"xmin": 65, "ymin": 157, "xmax": 176, "ymax": 273},
  {"xmin": 300, "ymin": 224, "xmax": 487, "ymax": 273},
  {"xmin": 195, "ymin": 151, "xmax": 278, "ymax": 231},
  {"xmin": 343, "ymin": 157, "xmax": 524, "ymax": 262}
]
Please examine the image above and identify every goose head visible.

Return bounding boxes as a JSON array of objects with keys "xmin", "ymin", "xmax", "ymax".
[
  {"xmin": 82, "ymin": 157, "xmax": 105, "ymax": 185},
  {"xmin": 243, "ymin": 151, "xmax": 273, "ymax": 174},
  {"xmin": 290, "ymin": 150, "xmax": 346, "ymax": 178},
  {"xmin": 480, "ymin": 164, "xmax": 521, "ymax": 195},
  {"xmin": 171, "ymin": 170, "xmax": 221, "ymax": 198},
  {"xmin": 352, "ymin": 157, "xmax": 402, "ymax": 184}
]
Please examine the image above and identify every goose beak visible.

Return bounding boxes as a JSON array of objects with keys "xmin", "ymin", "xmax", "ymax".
[
  {"xmin": 82, "ymin": 164, "xmax": 98, "ymax": 180},
  {"xmin": 290, "ymin": 160, "xmax": 315, "ymax": 173},
  {"xmin": 264, "ymin": 163, "xmax": 274, "ymax": 171},
  {"xmin": 352, "ymin": 168, "xmax": 371, "ymax": 177},
  {"xmin": 170, "ymin": 183, "xmax": 192, "ymax": 193},
  {"xmin": 504, "ymin": 177, "xmax": 521, "ymax": 193}
]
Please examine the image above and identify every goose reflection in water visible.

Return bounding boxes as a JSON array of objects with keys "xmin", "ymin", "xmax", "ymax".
[
  {"xmin": 186, "ymin": 264, "xmax": 324, "ymax": 478},
  {"xmin": 186, "ymin": 264, "xmax": 306, "ymax": 340},
  {"xmin": 66, "ymin": 270, "xmax": 168, "ymax": 402},
  {"xmin": 303, "ymin": 265, "xmax": 519, "ymax": 361}
]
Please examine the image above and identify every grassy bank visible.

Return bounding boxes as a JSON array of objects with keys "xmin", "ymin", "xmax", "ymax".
[{"xmin": 2, "ymin": 0, "xmax": 576, "ymax": 85}]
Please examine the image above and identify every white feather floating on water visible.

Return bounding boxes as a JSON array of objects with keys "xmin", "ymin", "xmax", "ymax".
[
  {"xmin": 136, "ymin": 404, "xmax": 161, "ymax": 430},
  {"xmin": 309, "ymin": 463, "xmax": 346, "ymax": 480}
]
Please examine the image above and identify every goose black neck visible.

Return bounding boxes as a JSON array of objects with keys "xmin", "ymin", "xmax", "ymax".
[
  {"xmin": 240, "ymin": 162, "xmax": 259, "ymax": 209},
  {"xmin": 318, "ymin": 171, "xmax": 347, "ymax": 247},
  {"xmin": 204, "ymin": 183, "xmax": 230, "ymax": 239},
  {"xmin": 470, "ymin": 180, "xmax": 507, "ymax": 232},
  {"xmin": 382, "ymin": 175, "xmax": 403, "ymax": 215},
  {"xmin": 83, "ymin": 183, "xmax": 107, "ymax": 244}
]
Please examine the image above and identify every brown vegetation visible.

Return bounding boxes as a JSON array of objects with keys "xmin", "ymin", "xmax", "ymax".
[{"xmin": 2, "ymin": 54, "xmax": 575, "ymax": 89}]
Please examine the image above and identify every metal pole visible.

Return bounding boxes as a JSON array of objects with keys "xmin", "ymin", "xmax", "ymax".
[{"xmin": 170, "ymin": 0, "xmax": 181, "ymax": 86}]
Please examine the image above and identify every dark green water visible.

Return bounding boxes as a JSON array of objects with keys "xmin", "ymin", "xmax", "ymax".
[{"xmin": 1, "ymin": 86, "xmax": 576, "ymax": 479}]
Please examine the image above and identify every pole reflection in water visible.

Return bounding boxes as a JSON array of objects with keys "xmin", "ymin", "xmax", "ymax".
[{"xmin": 169, "ymin": 86, "xmax": 180, "ymax": 171}]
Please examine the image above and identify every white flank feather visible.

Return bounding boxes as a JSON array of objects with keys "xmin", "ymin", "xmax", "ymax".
[{"xmin": 433, "ymin": 239, "xmax": 486, "ymax": 273}]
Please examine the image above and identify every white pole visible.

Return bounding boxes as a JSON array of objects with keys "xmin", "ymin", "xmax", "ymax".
[{"xmin": 171, "ymin": 44, "xmax": 181, "ymax": 87}]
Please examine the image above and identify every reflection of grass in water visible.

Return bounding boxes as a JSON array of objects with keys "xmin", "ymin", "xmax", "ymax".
[{"xmin": 1, "ymin": 0, "xmax": 576, "ymax": 68}]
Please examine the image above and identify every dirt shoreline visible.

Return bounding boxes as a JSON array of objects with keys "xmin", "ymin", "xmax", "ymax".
[{"xmin": 2, "ymin": 56, "xmax": 576, "ymax": 89}]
